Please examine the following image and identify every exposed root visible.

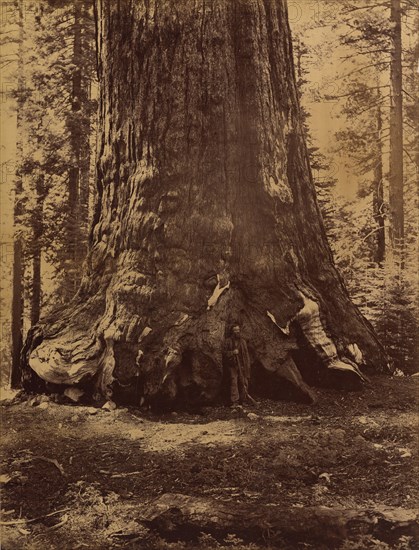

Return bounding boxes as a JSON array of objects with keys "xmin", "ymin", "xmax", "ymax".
[
  {"xmin": 24, "ymin": 282, "xmax": 371, "ymax": 407},
  {"xmin": 294, "ymin": 290, "xmax": 368, "ymax": 383}
]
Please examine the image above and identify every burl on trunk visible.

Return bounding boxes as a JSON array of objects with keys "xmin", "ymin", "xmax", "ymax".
[{"xmin": 22, "ymin": 0, "xmax": 388, "ymax": 407}]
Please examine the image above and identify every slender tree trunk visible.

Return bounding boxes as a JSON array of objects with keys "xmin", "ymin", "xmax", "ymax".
[
  {"xmin": 11, "ymin": 0, "xmax": 25, "ymax": 388},
  {"xmin": 66, "ymin": 1, "xmax": 83, "ymax": 295},
  {"xmin": 30, "ymin": 175, "xmax": 44, "ymax": 326},
  {"xmin": 373, "ymin": 100, "xmax": 385, "ymax": 265},
  {"xmin": 389, "ymin": 0, "xmax": 404, "ymax": 268},
  {"xmin": 23, "ymin": 0, "xmax": 388, "ymax": 406},
  {"xmin": 11, "ymin": 239, "xmax": 24, "ymax": 387},
  {"xmin": 66, "ymin": 0, "xmax": 92, "ymax": 291},
  {"xmin": 31, "ymin": 247, "xmax": 41, "ymax": 326}
]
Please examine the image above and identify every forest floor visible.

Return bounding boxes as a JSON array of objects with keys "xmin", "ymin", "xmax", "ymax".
[{"xmin": 0, "ymin": 375, "xmax": 418, "ymax": 550}]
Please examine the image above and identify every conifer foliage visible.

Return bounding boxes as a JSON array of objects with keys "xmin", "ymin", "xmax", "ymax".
[
  {"xmin": 7, "ymin": 0, "xmax": 96, "ymax": 386},
  {"xmin": 292, "ymin": 0, "xmax": 418, "ymax": 374}
]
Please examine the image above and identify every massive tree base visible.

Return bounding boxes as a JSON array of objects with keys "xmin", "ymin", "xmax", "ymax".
[
  {"xmin": 22, "ymin": 278, "xmax": 383, "ymax": 408},
  {"xmin": 21, "ymin": 0, "xmax": 389, "ymax": 407}
]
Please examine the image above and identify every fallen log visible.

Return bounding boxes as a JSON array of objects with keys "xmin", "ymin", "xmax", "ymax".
[{"xmin": 140, "ymin": 493, "xmax": 418, "ymax": 547}]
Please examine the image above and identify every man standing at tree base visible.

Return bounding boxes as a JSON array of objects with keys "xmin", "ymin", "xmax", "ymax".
[{"xmin": 224, "ymin": 324, "xmax": 254, "ymax": 406}]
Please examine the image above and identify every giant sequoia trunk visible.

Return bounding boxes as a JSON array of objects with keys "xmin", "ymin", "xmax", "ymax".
[{"xmin": 23, "ymin": 0, "xmax": 388, "ymax": 406}]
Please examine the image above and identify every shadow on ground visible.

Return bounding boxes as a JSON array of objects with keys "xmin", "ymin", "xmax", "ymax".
[{"xmin": 0, "ymin": 375, "xmax": 418, "ymax": 549}]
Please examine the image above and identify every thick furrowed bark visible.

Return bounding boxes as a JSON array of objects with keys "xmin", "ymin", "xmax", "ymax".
[{"xmin": 22, "ymin": 0, "xmax": 388, "ymax": 406}]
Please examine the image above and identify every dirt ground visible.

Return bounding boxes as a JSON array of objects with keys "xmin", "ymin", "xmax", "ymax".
[{"xmin": 0, "ymin": 375, "xmax": 418, "ymax": 549}]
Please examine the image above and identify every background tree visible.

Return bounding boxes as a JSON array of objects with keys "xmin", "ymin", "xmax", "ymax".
[
  {"xmin": 4, "ymin": 0, "xmax": 97, "ymax": 386},
  {"xmin": 333, "ymin": 0, "xmax": 418, "ymax": 269},
  {"xmin": 64, "ymin": 0, "xmax": 96, "ymax": 296},
  {"xmin": 292, "ymin": 32, "xmax": 338, "ymax": 236},
  {"xmin": 20, "ymin": 0, "xmax": 96, "ymax": 307},
  {"xmin": 23, "ymin": 0, "xmax": 387, "ymax": 408},
  {"xmin": 289, "ymin": 0, "xmax": 417, "ymax": 375},
  {"xmin": 10, "ymin": 0, "xmax": 25, "ymax": 387},
  {"xmin": 332, "ymin": 0, "xmax": 418, "ymax": 373},
  {"xmin": 333, "ymin": 81, "xmax": 388, "ymax": 263},
  {"xmin": 388, "ymin": 0, "xmax": 404, "ymax": 268}
]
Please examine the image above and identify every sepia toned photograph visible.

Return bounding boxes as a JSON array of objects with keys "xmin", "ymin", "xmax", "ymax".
[{"xmin": 0, "ymin": 0, "xmax": 418, "ymax": 548}]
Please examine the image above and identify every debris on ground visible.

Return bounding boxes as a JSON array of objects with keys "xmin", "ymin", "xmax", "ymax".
[{"xmin": 0, "ymin": 375, "xmax": 417, "ymax": 549}]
